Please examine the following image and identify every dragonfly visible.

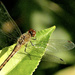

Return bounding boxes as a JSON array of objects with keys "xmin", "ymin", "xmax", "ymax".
[{"xmin": 0, "ymin": 2, "xmax": 75, "ymax": 71}]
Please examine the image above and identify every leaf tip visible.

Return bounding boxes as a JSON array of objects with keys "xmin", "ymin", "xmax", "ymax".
[{"xmin": 52, "ymin": 25, "xmax": 56, "ymax": 30}]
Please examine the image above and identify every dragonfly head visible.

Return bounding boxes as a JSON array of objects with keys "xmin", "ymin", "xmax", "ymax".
[{"xmin": 28, "ymin": 29, "xmax": 36, "ymax": 37}]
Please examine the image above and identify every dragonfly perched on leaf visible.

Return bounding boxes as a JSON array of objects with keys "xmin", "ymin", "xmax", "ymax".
[{"xmin": 0, "ymin": 2, "xmax": 75, "ymax": 71}]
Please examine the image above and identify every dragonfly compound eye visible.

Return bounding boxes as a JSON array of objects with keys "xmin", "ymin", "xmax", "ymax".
[{"xmin": 28, "ymin": 29, "xmax": 36, "ymax": 37}]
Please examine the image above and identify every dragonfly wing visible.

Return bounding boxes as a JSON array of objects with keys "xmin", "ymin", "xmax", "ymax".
[
  {"xmin": 0, "ymin": 2, "xmax": 22, "ymax": 49},
  {"xmin": 46, "ymin": 39, "xmax": 75, "ymax": 53},
  {"xmin": 42, "ymin": 53, "xmax": 66, "ymax": 64}
]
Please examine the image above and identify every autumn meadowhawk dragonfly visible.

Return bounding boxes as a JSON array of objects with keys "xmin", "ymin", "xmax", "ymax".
[{"xmin": 0, "ymin": 2, "xmax": 75, "ymax": 71}]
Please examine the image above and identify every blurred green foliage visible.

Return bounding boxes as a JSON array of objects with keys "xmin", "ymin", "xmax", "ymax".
[{"xmin": 0, "ymin": 0, "xmax": 75, "ymax": 75}]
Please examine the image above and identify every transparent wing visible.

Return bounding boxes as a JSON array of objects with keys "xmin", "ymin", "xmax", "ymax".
[
  {"xmin": 46, "ymin": 39, "xmax": 75, "ymax": 53},
  {"xmin": 0, "ymin": 2, "xmax": 22, "ymax": 49},
  {"xmin": 33, "ymin": 39, "xmax": 75, "ymax": 63},
  {"xmin": 42, "ymin": 53, "xmax": 66, "ymax": 64},
  {"xmin": 34, "ymin": 39, "xmax": 75, "ymax": 52}
]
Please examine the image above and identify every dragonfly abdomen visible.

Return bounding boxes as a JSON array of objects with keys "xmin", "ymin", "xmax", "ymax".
[{"xmin": 0, "ymin": 44, "xmax": 21, "ymax": 70}]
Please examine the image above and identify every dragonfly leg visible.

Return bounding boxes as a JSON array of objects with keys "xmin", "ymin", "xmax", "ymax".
[
  {"xmin": 32, "ymin": 37, "xmax": 36, "ymax": 40},
  {"xmin": 30, "ymin": 41, "xmax": 34, "ymax": 46},
  {"xmin": 24, "ymin": 44, "xmax": 27, "ymax": 52},
  {"xmin": 24, "ymin": 44, "xmax": 31, "ymax": 60},
  {"xmin": 32, "ymin": 38, "xmax": 36, "ymax": 40}
]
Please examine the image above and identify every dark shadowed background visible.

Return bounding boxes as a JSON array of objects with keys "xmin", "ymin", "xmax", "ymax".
[{"xmin": 0, "ymin": 0, "xmax": 75, "ymax": 75}]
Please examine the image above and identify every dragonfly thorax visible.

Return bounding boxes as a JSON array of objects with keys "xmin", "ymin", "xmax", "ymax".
[
  {"xmin": 17, "ymin": 29, "xmax": 36, "ymax": 45},
  {"xmin": 17, "ymin": 32, "xmax": 31, "ymax": 45}
]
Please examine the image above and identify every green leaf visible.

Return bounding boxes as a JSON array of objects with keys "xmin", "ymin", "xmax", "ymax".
[{"xmin": 0, "ymin": 26, "xmax": 56, "ymax": 75}]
